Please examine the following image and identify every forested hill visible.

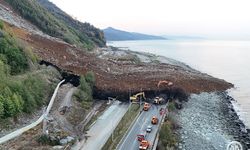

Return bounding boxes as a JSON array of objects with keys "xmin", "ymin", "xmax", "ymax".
[
  {"xmin": 103, "ymin": 27, "xmax": 166, "ymax": 41},
  {"xmin": 0, "ymin": 20, "xmax": 53, "ymax": 119},
  {"xmin": 5, "ymin": 0, "xmax": 106, "ymax": 50}
]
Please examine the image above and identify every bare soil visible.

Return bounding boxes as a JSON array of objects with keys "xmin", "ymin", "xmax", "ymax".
[
  {"xmin": 0, "ymin": 1, "xmax": 233, "ymax": 96},
  {"xmin": 27, "ymin": 31, "xmax": 233, "ymax": 95}
]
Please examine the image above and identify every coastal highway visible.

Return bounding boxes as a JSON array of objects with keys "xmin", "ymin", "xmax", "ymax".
[
  {"xmin": 72, "ymin": 101, "xmax": 129, "ymax": 150},
  {"xmin": 117, "ymin": 104, "xmax": 167, "ymax": 150}
]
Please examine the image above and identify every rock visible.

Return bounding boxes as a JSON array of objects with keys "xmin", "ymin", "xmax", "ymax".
[
  {"xmin": 53, "ymin": 146, "xmax": 64, "ymax": 149},
  {"xmin": 246, "ymin": 129, "xmax": 250, "ymax": 133},
  {"xmin": 66, "ymin": 136, "xmax": 75, "ymax": 142},
  {"xmin": 60, "ymin": 136, "xmax": 75, "ymax": 145},
  {"xmin": 59, "ymin": 139, "xmax": 68, "ymax": 145}
]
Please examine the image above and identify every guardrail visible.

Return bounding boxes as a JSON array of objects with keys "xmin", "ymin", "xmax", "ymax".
[
  {"xmin": 151, "ymin": 102, "xmax": 169, "ymax": 150},
  {"xmin": 0, "ymin": 79, "xmax": 65, "ymax": 144},
  {"xmin": 115, "ymin": 103, "xmax": 143, "ymax": 150}
]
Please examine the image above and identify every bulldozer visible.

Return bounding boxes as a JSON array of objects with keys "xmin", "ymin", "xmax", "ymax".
[
  {"xmin": 139, "ymin": 140, "xmax": 150, "ymax": 150},
  {"xmin": 130, "ymin": 92, "xmax": 146, "ymax": 103}
]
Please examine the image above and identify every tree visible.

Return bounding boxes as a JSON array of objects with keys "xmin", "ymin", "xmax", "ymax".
[
  {"xmin": 21, "ymin": 88, "xmax": 36, "ymax": 113},
  {"xmin": 3, "ymin": 96, "xmax": 15, "ymax": 118},
  {"xmin": 85, "ymin": 71, "xmax": 95, "ymax": 87},
  {"xmin": 0, "ymin": 60, "xmax": 7, "ymax": 78},
  {"xmin": 0, "ymin": 96, "xmax": 4, "ymax": 118},
  {"xmin": 79, "ymin": 75, "xmax": 92, "ymax": 96},
  {"xmin": 159, "ymin": 123, "xmax": 177, "ymax": 147},
  {"xmin": 0, "ymin": 20, "xmax": 3, "ymax": 29},
  {"xmin": 11, "ymin": 93, "xmax": 24, "ymax": 117},
  {"xmin": 74, "ymin": 75, "xmax": 93, "ymax": 104}
]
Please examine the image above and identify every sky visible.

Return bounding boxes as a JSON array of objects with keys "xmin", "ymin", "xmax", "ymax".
[{"xmin": 49, "ymin": 0, "xmax": 250, "ymax": 39}]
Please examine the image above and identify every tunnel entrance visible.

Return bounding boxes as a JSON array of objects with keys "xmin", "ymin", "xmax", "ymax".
[{"xmin": 39, "ymin": 60, "xmax": 80, "ymax": 87}]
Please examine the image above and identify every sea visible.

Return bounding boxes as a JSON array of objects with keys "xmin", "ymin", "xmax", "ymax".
[{"xmin": 108, "ymin": 39, "xmax": 250, "ymax": 128}]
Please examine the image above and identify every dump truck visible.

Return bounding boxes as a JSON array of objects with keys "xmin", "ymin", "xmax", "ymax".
[
  {"xmin": 139, "ymin": 140, "xmax": 150, "ymax": 150},
  {"xmin": 130, "ymin": 92, "xmax": 146, "ymax": 103},
  {"xmin": 143, "ymin": 102, "xmax": 150, "ymax": 111},
  {"xmin": 151, "ymin": 116, "xmax": 158, "ymax": 124},
  {"xmin": 153, "ymin": 97, "xmax": 164, "ymax": 104}
]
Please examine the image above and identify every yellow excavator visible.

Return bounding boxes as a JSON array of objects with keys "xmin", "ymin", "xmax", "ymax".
[{"xmin": 130, "ymin": 92, "xmax": 146, "ymax": 103}]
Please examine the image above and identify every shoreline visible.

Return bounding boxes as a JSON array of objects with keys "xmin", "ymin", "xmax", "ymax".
[
  {"xmin": 221, "ymin": 92, "xmax": 250, "ymax": 149},
  {"xmin": 174, "ymin": 91, "xmax": 250, "ymax": 150},
  {"xmin": 107, "ymin": 46, "xmax": 250, "ymax": 149}
]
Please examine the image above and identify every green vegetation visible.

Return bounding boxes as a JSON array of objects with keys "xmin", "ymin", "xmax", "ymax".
[
  {"xmin": 158, "ymin": 113, "xmax": 178, "ymax": 149},
  {"xmin": 0, "ymin": 20, "xmax": 3, "ymax": 29},
  {"xmin": 102, "ymin": 104, "xmax": 140, "ymax": 150},
  {"xmin": 0, "ymin": 22, "xmax": 28, "ymax": 75},
  {"xmin": 74, "ymin": 72, "xmax": 95, "ymax": 109},
  {"xmin": 0, "ymin": 63, "xmax": 49, "ymax": 119},
  {"xmin": 85, "ymin": 71, "xmax": 95, "ymax": 87},
  {"xmin": 6, "ymin": 0, "xmax": 106, "ymax": 50},
  {"xmin": 116, "ymin": 53, "xmax": 140, "ymax": 63},
  {"xmin": 36, "ymin": 134, "xmax": 60, "ymax": 146},
  {"xmin": 168, "ymin": 101, "xmax": 176, "ymax": 112},
  {"xmin": 0, "ymin": 21, "xmax": 53, "ymax": 120}
]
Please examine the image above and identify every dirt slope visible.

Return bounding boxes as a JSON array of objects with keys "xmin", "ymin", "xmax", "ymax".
[{"xmin": 0, "ymin": 1, "xmax": 233, "ymax": 97}]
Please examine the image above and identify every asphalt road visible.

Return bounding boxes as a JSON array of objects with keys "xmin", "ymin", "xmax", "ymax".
[
  {"xmin": 74, "ymin": 101, "xmax": 129, "ymax": 150},
  {"xmin": 117, "ymin": 104, "xmax": 166, "ymax": 150}
]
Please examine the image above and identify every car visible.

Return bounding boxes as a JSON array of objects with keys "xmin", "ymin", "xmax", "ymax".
[{"xmin": 146, "ymin": 125, "xmax": 152, "ymax": 133}]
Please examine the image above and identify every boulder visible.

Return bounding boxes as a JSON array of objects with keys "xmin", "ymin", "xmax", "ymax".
[{"xmin": 59, "ymin": 136, "xmax": 75, "ymax": 145}]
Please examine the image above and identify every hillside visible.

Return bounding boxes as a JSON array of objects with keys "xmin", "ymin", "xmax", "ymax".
[
  {"xmin": 103, "ymin": 27, "xmax": 166, "ymax": 41},
  {"xmin": 0, "ymin": 1, "xmax": 236, "ymax": 149},
  {"xmin": 37, "ymin": 0, "xmax": 106, "ymax": 47},
  {"xmin": 0, "ymin": 19, "xmax": 60, "ymax": 121},
  {"xmin": 5, "ymin": 0, "xmax": 105, "ymax": 50}
]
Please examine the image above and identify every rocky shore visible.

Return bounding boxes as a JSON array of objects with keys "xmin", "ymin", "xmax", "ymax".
[{"xmin": 174, "ymin": 92, "xmax": 250, "ymax": 150}]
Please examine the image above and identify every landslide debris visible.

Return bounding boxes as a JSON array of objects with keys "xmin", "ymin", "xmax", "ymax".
[{"xmin": 0, "ymin": 0, "xmax": 233, "ymax": 99}]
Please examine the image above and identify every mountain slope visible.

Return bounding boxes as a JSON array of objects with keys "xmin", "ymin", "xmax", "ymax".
[
  {"xmin": 103, "ymin": 27, "xmax": 166, "ymax": 41},
  {"xmin": 37, "ymin": 0, "xmax": 106, "ymax": 47},
  {"xmin": 5, "ymin": 0, "xmax": 105, "ymax": 50}
]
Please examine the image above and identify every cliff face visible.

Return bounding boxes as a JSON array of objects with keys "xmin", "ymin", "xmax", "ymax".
[{"xmin": 0, "ymin": 0, "xmax": 233, "ymax": 100}]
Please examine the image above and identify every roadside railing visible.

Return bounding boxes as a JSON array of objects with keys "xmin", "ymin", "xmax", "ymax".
[
  {"xmin": 102, "ymin": 102, "xmax": 141, "ymax": 150},
  {"xmin": 151, "ymin": 102, "xmax": 169, "ymax": 150},
  {"xmin": 0, "ymin": 79, "xmax": 65, "ymax": 144},
  {"xmin": 115, "ymin": 104, "xmax": 143, "ymax": 150}
]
